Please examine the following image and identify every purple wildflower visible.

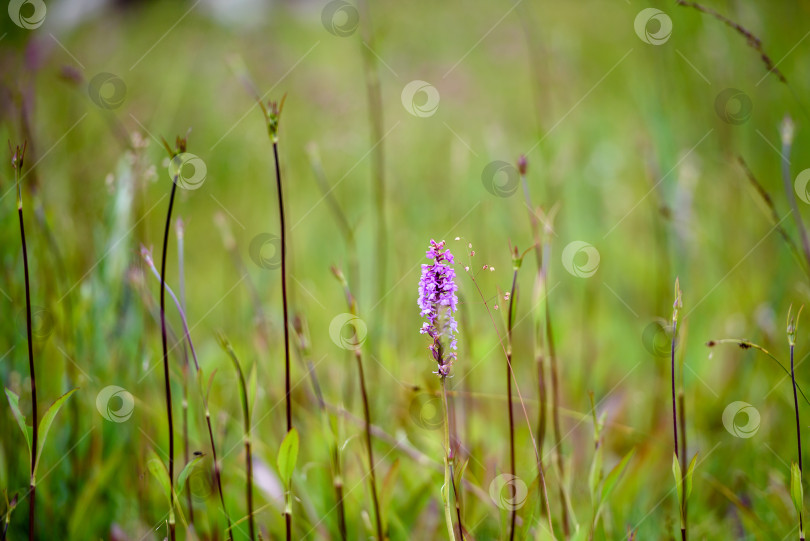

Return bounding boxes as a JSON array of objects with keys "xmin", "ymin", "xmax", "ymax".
[{"xmin": 418, "ymin": 239, "xmax": 459, "ymax": 377}]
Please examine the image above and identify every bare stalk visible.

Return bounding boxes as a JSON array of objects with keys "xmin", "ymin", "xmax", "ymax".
[
  {"xmin": 788, "ymin": 306, "xmax": 805, "ymax": 541},
  {"xmin": 219, "ymin": 337, "xmax": 255, "ymax": 541},
  {"xmin": 506, "ymin": 257, "xmax": 519, "ymax": 541},
  {"xmin": 332, "ymin": 267, "xmax": 385, "ymax": 540},
  {"xmin": 159, "ymin": 138, "xmax": 183, "ymax": 541},
  {"xmin": 292, "ymin": 315, "xmax": 347, "ymax": 540},
  {"xmin": 176, "ymin": 218, "xmax": 194, "ymax": 526},
  {"xmin": 11, "ymin": 143, "xmax": 37, "ymax": 541}
]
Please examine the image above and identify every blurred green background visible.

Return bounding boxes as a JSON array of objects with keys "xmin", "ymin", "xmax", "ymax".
[{"xmin": 2, "ymin": 0, "xmax": 810, "ymax": 539}]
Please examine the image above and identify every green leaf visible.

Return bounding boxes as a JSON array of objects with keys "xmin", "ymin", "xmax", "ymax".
[
  {"xmin": 147, "ymin": 451, "xmax": 172, "ymax": 508},
  {"xmin": 672, "ymin": 452, "xmax": 683, "ymax": 513},
  {"xmin": 684, "ymin": 453, "xmax": 698, "ymax": 502},
  {"xmin": 599, "ymin": 449, "xmax": 635, "ymax": 507},
  {"xmin": 177, "ymin": 453, "xmax": 206, "ymax": 495},
  {"xmin": 4, "ymin": 389, "xmax": 32, "ymax": 461},
  {"xmin": 277, "ymin": 428, "xmax": 299, "ymax": 487},
  {"xmin": 791, "ymin": 462, "xmax": 804, "ymax": 518},
  {"xmin": 34, "ymin": 388, "xmax": 77, "ymax": 476},
  {"xmin": 248, "ymin": 362, "xmax": 258, "ymax": 414},
  {"xmin": 589, "ymin": 445, "xmax": 604, "ymax": 503}
]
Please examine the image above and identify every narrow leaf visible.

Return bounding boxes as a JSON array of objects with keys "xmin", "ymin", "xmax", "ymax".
[
  {"xmin": 589, "ymin": 445, "xmax": 604, "ymax": 503},
  {"xmin": 177, "ymin": 453, "xmax": 206, "ymax": 495},
  {"xmin": 147, "ymin": 451, "xmax": 172, "ymax": 507},
  {"xmin": 277, "ymin": 428, "xmax": 299, "ymax": 486},
  {"xmin": 248, "ymin": 362, "xmax": 258, "ymax": 414},
  {"xmin": 791, "ymin": 462, "xmax": 804, "ymax": 518},
  {"xmin": 672, "ymin": 452, "xmax": 682, "ymax": 510},
  {"xmin": 600, "ymin": 448, "xmax": 634, "ymax": 506},
  {"xmin": 684, "ymin": 453, "xmax": 698, "ymax": 502},
  {"xmin": 34, "ymin": 388, "xmax": 78, "ymax": 475},
  {"xmin": 4, "ymin": 389, "xmax": 32, "ymax": 460}
]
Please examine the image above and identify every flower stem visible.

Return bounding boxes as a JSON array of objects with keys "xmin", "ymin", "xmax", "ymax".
[{"xmin": 441, "ymin": 377, "xmax": 456, "ymax": 541}]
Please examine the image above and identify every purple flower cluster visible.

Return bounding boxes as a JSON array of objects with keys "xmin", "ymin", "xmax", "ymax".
[{"xmin": 418, "ymin": 239, "xmax": 459, "ymax": 377}]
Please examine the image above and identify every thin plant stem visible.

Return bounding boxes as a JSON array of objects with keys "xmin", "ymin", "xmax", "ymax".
[
  {"xmin": 219, "ymin": 338, "xmax": 255, "ymax": 541},
  {"xmin": 139, "ymin": 247, "xmax": 233, "ymax": 538},
  {"xmin": 519, "ymin": 158, "xmax": 561, "ymax": 531},
  {"xmin": 671, "ymin": 280, "xmax": 685, "ymax": 541},
  {"xmin": 359, "ymin": 0, "xmax": 387, "ymax": 320},
  {"xmin": 273, "ymin": 138, "xmax": 292, "ymax": 436},
  {"xmin": 464, "ymin": 265, "xmax": 554, "ymax": 536},
  {"xmin": 292, "ymin": 316, "xmax": 347, "ymax": 540},
  {"xmin": 788, "ymin": 306, "xmax": 805, "ymax": 541},
  {"xmin": 13, "ymin": 143, "xmax": 37, "ymax": 541},
  {"xmin": 259, "ymin": 96, "xmax": 293, "ymax": 541},
  {"xmin": 333, "ymin": 267, "xmax": 384, "ymax": 540},
  {"xmin": 506, "ymin": 266, "xmax": 518, "ymax": 541},
  {"xmin": 160, "ymin": 177, "xmax": 178, "ymax": 541},
  {"xmin": 177, "ymin": 219, "xmax": 194, "ymax": 526},
  {"xmin": 706, "ymin": 339, "xmax": 810, "ymax": 406},
  {"xmin": 780, "ymin": 118, "xmax": 810, "ymax": 270},
  {"xmin": 441, "ymin": 377, "xmax": 457, "ymax": 541}
]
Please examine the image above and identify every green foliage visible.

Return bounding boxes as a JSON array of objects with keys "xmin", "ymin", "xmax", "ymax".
[{"xmin": 277, "ymin": 428, "xmax": 299, "ymax": 488}]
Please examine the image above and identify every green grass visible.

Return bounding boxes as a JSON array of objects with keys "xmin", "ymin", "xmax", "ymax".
[{"xmin": 2, "ymin": 1, "xmax": 810, "ymax": 539}]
